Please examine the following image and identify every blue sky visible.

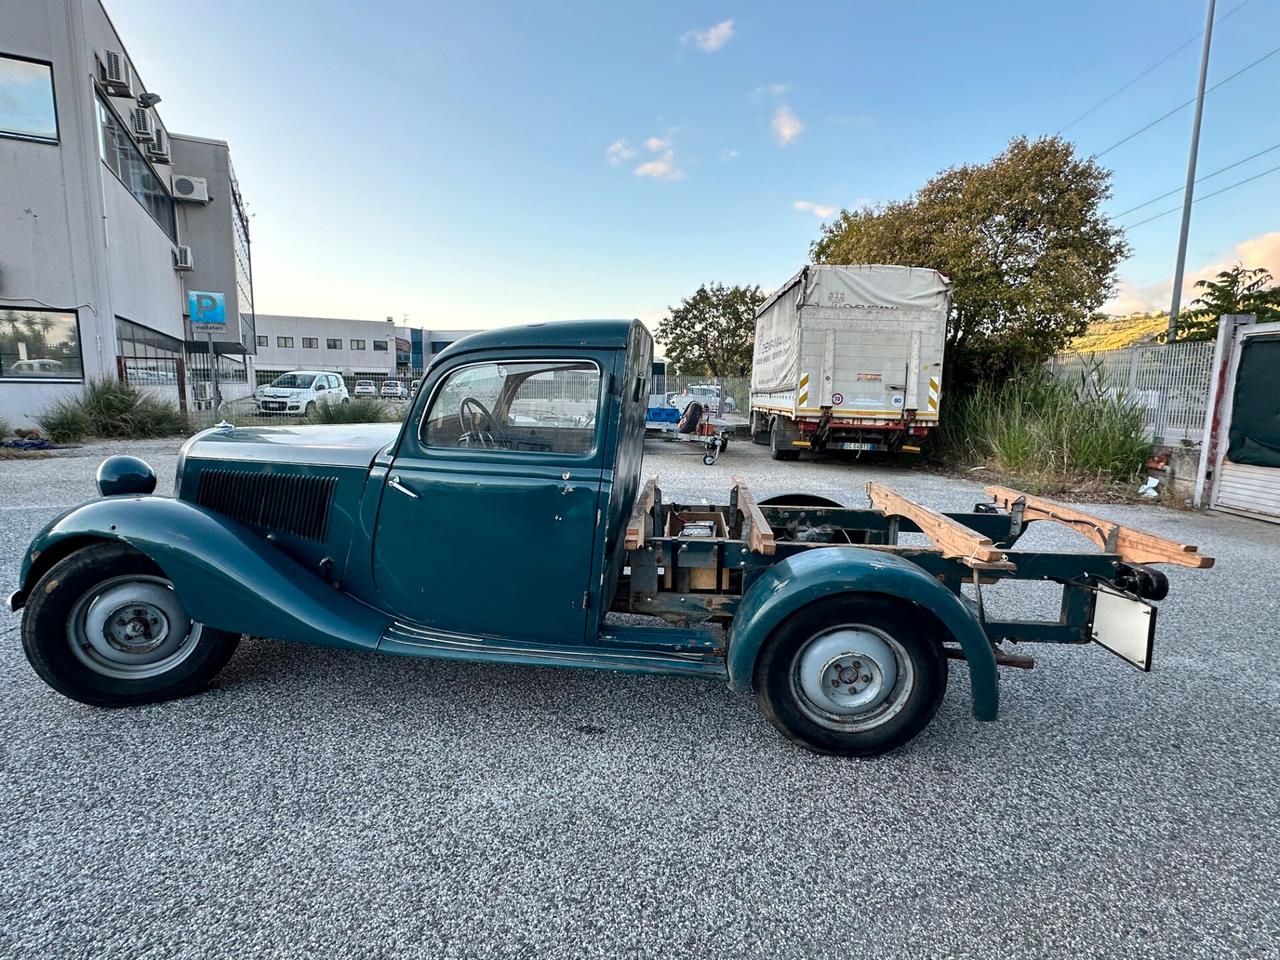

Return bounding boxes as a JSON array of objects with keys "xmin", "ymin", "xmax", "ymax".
[{"xmin": 108, "ymin": 0, "xmax": 1280, "ymax": 331}]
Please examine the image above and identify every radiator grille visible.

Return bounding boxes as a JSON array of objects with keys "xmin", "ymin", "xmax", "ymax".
[{"xmin": 195, "ymin": 469, "xmax": 338, "ymax": 541}]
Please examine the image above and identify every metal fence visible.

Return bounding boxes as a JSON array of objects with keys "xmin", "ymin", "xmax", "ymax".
[
  {"xmin": 650, "ymin": 375, "xmax": 751, "ymax": 420},
  {"xmin": 1048, "ymin": 340, "xmax": 1215, "ymax": 445}
]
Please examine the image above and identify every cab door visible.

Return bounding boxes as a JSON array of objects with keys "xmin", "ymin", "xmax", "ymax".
[{"xmin": 371, "ymin": 352, "xmax": 609, "ymax": 645}]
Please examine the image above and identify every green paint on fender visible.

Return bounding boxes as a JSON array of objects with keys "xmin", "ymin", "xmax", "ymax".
[
  {"xmin": 19, "ymin": 497, "xmax": 390, "ymax": 651},
  {"xmin": 726, "ymin": 548, "xmax": 999, "ymax": 721}
]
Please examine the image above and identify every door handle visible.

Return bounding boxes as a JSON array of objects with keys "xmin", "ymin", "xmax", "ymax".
[{"xmin": 388, "ymin": 475, "xmax": 418, "ymax": 499}]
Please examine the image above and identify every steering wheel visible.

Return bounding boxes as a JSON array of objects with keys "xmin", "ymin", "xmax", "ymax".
[{"xmin": 458, "ymin": 396, "xmax": 497, "ymax": 447}]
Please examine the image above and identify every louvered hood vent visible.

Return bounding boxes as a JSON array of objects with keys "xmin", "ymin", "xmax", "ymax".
[{"xmin": 195, "ymin": 469, "xmax": 338, "ymax": 542}]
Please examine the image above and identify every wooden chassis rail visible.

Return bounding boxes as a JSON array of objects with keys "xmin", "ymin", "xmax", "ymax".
[
  {"xmin": 985, "ymin": 485, "xmax": 1214, "ymax": 569},
  {"xmin": 865, "ymin": 482, "xmax": 1011, "ymax": 569}
]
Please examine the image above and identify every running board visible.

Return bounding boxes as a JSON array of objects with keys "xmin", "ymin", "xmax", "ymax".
[{"xmin": 378, "ymin": 621, "xmax": 727, "ymax": 680}]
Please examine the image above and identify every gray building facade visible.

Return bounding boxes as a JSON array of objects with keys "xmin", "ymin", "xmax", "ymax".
[{"xmin": 0, "ymin": 0, "xmax": 254, "ymax": 426}]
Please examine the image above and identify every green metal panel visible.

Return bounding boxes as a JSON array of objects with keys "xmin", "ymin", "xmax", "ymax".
[
  {"xmin": 725, "ymin": 547, "xmax": 999, "ymax": 721},
  {"xmin": 372, "ymin": 347, "xmax": 616, "ymax": 645},
  {"xmin": 18, "ymin": 497, "xmax": 389, "ymax": 651}
]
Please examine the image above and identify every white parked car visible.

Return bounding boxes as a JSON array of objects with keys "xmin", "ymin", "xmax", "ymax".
[
  {"xmin": 669, "ymin": 384, "xmax": 736, "ymax": 416},
  {"xmin": 352, "ymin": 380, "xmax": 377, "ymax": 398},
  {"xmin": 256, "ymin": 371, "xmax": 348, "ymax": 416},
  {"xmin": 380, "ymin": 379, "xmax": 408, "ymax": 399}
]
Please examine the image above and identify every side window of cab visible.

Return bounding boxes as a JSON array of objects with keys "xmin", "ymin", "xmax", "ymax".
[{"xmin": 421, "ymin": 359, "xmax": 601, "ymax": 455}]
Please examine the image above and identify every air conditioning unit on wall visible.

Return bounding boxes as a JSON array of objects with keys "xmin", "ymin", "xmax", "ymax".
[
  {"xmin": 171, "ymin": 174, "xmax": 210, "ymax": 203},
  {"xmin": 148, "ymin": 129, "xmax": 170, "ymax": 163},
  {"xmin": 100, "ymin": 50, "xmax": 132, "ymax": 97},
  {"xmin": 173, "ymin": 245, "xmax": 194, "ymax": 271},
  {"xmin": 131, "ymin": 108, "xmax": 154, "ymax": 142}
]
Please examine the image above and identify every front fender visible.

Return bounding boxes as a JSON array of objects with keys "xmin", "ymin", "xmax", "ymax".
[
  {"xmin": 727, "ymin": 548, "xmax": 999, "ymax": 722},
  {"xmin": 18, "ymin": 496, "xmax": 389, "ymax": 651}
]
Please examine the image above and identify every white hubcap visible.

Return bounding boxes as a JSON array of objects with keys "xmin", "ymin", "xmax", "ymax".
[{"xmin": 791, "ymin": 624, "xmax": 914, "ymax": 732}]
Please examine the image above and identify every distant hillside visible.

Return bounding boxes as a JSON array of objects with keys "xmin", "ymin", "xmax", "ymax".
[{"xmin": 1068, "ymin": 313, "xmax": 1168, "ymax": 352}]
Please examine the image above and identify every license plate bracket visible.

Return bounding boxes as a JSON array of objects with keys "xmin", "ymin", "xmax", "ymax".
[{"xmin": 1091, "ymin": 585, "xmax": 1157, "ymax": 671}]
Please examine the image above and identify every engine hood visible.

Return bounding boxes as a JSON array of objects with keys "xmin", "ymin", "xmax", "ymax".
[{"xmin": 180, "ymin": 422, "xmax": 402, "ymax": 469}]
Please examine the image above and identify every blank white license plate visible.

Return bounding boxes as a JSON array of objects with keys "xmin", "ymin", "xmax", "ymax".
[
  {"xmin": 1091, "ymin": 586, "xmax": 1157, "ymax": 671},
  {"xmin": 836, "ymin": 442, "xmax": 877, "ymax": 451}
]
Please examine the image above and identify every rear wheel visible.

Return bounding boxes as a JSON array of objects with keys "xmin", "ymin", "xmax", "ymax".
[
  {"xmin": 753, "ymin": 595, "xmax": 947, "ymax": 756},
  {"xmin": 21, "ymin": 542, "xmax": 239, "ymax": 707},
  {"xmin": 770, "ymin": 418, "xmax": 800, "ymax": 461}
]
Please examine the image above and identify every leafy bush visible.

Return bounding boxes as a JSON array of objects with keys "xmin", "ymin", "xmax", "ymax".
[
  {"xmin": 34, "ymin": 399, "xmax": 92, "ymax": 443},
  {"xmin": 35, "ymin": 379, "xmax": 189, "ymax": 442},
  {"xmin": 939, "ymin": 364, "xmax": 1152, "ymax": 487},
  {"xmin": 310, "ymin": 397, "xmax": 399, "ymax": 424}
]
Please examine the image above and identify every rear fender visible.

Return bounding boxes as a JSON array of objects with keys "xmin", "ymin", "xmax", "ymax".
[
  {"xmin": 18, "ymin": 496, "xmax": 388, "ymax": 651},
  {"xmin": 727, "ymin": 548, "xmax": 998, "ymax": 721}
]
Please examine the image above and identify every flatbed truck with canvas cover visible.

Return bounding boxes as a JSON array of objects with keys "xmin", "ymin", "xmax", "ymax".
[
  {"xmin": 750, "ymin": 264, "xmax": 950, "ymax": 459},
  {"xmin": 11, "ymin": 320, "xmax": 1213, "ymax": 757}
]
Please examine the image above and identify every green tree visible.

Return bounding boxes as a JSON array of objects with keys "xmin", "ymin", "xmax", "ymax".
[
  {"xmin": 812, "ymin": 136, "xmax": 1129, "ymax": 390},
  {"xmin": 1172, "ymin": 264, "xmax": 1280, "ymax": 341},
  {"xmin": 656, "ymin": 282, "xmax": 765, "ymax": 376}
]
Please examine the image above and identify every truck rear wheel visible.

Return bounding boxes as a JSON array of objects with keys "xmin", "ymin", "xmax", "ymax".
[
  {"xmin": 21, "ymin": 542, "xmax": 240, "ymax": 707},
  {"xmin": 753, "ymin": 595, "xmax": 947, "ymax": 756},
  {"xmin": 769, "ymin": 418, "xmax": 801, "ymax": 461}
]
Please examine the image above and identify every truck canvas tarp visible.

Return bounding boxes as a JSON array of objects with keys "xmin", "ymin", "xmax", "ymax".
[{"xmin": 750, "ymin": 264, "xmax": 950, "ymax": 458}]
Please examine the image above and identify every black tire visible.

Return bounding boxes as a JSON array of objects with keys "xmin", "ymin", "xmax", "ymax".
[
  {"xmin": 753, "ymin": 595, "xmax": 947, "ymax": 757},
  {"xmin": 305, "ymin": 401, "xmax": 317, "ymax": 417},
  {"xmin": 769, "ymin": 418, "xmax": 801, "ymax": 461},
  {"xmin": 22, "ymin": 542, "xmax": 240, "ymax": 707}
]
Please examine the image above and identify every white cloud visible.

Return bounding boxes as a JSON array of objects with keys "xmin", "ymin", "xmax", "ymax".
[
  {"xmin": 634, "ymin": 149, "xmax": 683, "ymax": 181},
  {"xmin": 682, "ymin": 19, "xmax": 735, "ymax": 52},
  {"xmin": 1104, "ymin": 231, "xmax": 1280, "ymax": 314},
  {"xmin": 772, "ymin": 105, "xmax": 803, "ymax": 145},
  {"xmin": 605, "ymin": 139, "xmax": 634, "ymax": 166},
  {"xmin": 753, "ymin": 83, "xmax": 790, "ymax": 99},
  {"xmin": 793, "ymin": 200, "xmax": 838, "ymax": 218},
  {"xmin": 644, "ymin": 134, "xmax": 672, "ymax": 152},
  {"xmin": 722, "ymin": 148, "xmax": 739, "ymax": 161}
]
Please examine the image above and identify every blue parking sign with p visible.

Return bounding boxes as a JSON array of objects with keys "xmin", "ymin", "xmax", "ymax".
[{"xmin": 188, "ymin": 291, "xmax": 226, "ymax": 327}]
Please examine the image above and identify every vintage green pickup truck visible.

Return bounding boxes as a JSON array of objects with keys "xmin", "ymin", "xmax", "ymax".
[{"xmin": 10, "ymin": 320, "xmax": 1213, "ymax": 756}]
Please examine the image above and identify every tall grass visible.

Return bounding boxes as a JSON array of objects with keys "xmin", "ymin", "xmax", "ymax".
[
  {"xmin": 311, "ymin": 397, "xmax": 399, "ymax": 423},
  {"xmin": 940, "ymin": 364, "xmax": 1152, "ymax": 487},
  {"xmin": 35, "ymin": 380, "xmax": 189, "ymax": 443},
  {"xmin": 0, "ymin": 415, "xmax": 10, "ymax": 438}
]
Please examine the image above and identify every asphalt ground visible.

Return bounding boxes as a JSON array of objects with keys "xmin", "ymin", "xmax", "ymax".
[{"xmin": 2, "ymin": 436, "xmax": 1278, "ymax": 959}]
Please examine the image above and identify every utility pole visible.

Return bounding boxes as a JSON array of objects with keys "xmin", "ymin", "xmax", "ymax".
[{"xmin": 1168, "ymin": 0, "xmax": 1216, "ymax": 342}]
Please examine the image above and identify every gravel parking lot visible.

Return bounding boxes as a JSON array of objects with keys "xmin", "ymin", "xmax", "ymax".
[{"xmin": 2, "ymin": 436, "xmax": 1278, "ymax": 959}]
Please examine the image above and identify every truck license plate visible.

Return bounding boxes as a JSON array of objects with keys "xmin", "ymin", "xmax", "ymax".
[
  {"xmin": 1091, "ymin": 586, "xmax": 1157, "ymax": 671},
  {"xmin": 836, "ymin": 442, "xmax": 877, "ymax": 451}
]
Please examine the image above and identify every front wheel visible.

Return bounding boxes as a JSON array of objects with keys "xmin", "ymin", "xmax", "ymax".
[
  {"xmin": 21, "ymin": 543, "xmax": 239, "ymax": 707},
  {"xmin": 753, "ymin": 595, "xmax": 947, "ymax": 756}
]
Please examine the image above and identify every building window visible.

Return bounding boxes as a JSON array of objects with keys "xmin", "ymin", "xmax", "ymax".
[
  {"xmin": 326, "ymin": 338, "xmax": 342, "ymax": 349},
  {"xmin": 256, "ymin": 335, "xmax": 267, "ymax": 347},
  {"xmin": 302, "ymin": 337, "xmax": 318, "ymax": 349},
  {"xmin": 95, "ymin": 93, "xmax": 175, "ymax": 240},
  {"xmin": 373, "ymin": 339, "xmax": 389, "ymax": 352},
  {"xmin": 116, "ymin": 317, "xmax": 182, "ymax": 387},
  {"xmin": 1, "ymin": 307, "xmax": 82, "ymax": 380},
  {"xmin": 350, "ymin": 339, "xmax": 366, "ymax": 350},
  {"xmin": 430, "ymin": 340, "xmax": 454, "ymax": 354},
  {"xmin": 0, "ymin": 54, "xmax": 58, "ymax": 142},
  {"xmin": 277, "ymin": 336, "xmax": 294, "ymax": 348}
]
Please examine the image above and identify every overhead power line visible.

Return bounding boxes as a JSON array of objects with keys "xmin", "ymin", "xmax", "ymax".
[
  {"xmin": 1112, "ymin": 141, "xmax": 1280, "ymax": 217},
  {"xmin": 1120, "ymin": 162, "xmax": 1280, "ymax": 229},
  {"xmin": 1094, "ymin": 42, "xmax": 1280, "ymax": 158},
  {"xmin": 1056, "ymin": 0, "xmax": 1254, "ymax": 135}
]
